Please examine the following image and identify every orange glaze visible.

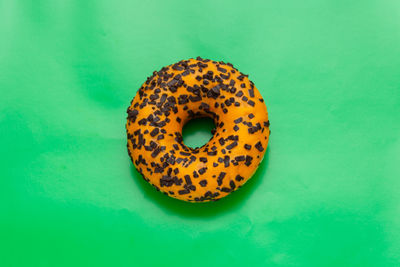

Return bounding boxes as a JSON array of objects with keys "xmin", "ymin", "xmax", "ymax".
[{"xmin": 126, "ymin": 57, "xmax": 270, "ymax": 202}]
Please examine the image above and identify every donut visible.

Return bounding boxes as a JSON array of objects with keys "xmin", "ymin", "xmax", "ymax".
[{"xmin": 126, "ymin": 57, "xmax": 270, "ymax": 202}]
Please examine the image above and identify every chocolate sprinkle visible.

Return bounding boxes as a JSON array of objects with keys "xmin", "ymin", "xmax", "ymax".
[{"xmin": 255, "ymin": 141, "xmax": 264, "ymax": 152}]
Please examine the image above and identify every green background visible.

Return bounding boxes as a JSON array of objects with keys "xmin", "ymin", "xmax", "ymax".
[{"xmin": 1, "ymin": 0, "xmax": 400, "ymax": 266}]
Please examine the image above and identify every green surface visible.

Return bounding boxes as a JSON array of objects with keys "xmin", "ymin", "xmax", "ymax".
[
  {"xmin": 182, "ymin": 117, "xmax": 215, "ymax": 149},
  {"xmin": 1, "ymin": 0, "xmax": 400, "ymax": 266}
]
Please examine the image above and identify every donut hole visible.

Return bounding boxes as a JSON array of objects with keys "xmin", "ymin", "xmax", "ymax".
[{"xmin": 182, "ymin": 117, "xmax": 216, "ymax": 149}]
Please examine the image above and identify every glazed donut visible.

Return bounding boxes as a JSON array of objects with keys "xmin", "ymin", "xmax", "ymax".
[{"xmin": 126, "ymin": 57, "xmax": 270, "ymax": 202}]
